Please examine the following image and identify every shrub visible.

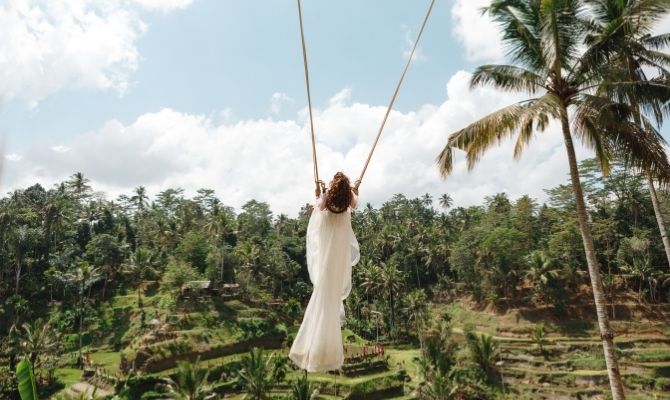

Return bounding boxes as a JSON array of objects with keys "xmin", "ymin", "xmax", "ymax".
[{"xmin": 238, "ymin": 317, "xmax": 270, "ymax": 340}]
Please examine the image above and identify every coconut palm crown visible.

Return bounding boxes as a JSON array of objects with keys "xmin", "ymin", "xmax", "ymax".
[{"xmin": 436, "ymin": 1, "xmax": 670, "ymax": 399}]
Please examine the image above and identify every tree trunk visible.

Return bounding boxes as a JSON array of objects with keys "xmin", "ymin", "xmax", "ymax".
[
  {"xmin": 414, "ymin": 261, "xmax": 421, "ymax": 289},
  {"xmin": 78, "ymin": 293, "xmax": 84, "ymax": 367},
  {"xmin": 646, "ymin": 174, "xmax": 670, "ymax": 267},
  {"xmin": 14, "ymin": 260, "xmax": 21, "ymax": 294},
  {"xmin": 560, "ymin": 109, "xmax": 626, "ymax": 400},
  {"xmin": 102, "ymin": 273, "xmax": 108, "ymax": 299},
  {"xmin": 14, "ymin": 251, "xmax": 22, "ymax": 294}
]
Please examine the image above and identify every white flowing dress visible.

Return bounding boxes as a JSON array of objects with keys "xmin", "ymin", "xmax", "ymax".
[{"xmin": 289, "ymin": 192, "xmax": 360, "ymax": 372}]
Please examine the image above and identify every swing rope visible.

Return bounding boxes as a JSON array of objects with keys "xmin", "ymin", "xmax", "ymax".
[
  {"xmin": 296, "ymin": 0, "xmax": 321, "ymax": 196},
  {"xmin": 356, "ymin": 0, "xmax": 435, "ymax": 189},
  {"xmin": 296, "ymin": 0, "xmax": 435, "ymax": 193}
]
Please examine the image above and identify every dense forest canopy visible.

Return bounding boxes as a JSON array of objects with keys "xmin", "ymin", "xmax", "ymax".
[{"xmin": 2, "ymin": 157, "xmax": 670, "ymax": 338}]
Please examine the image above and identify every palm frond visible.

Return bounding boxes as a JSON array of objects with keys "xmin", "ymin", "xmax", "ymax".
[
  {"xmin": 439, "ymin": 98, "xmax": 552, "ymax": 177},
  {"xmin": 539, "ymin": 0, "xmax": 585, "ymax": 73},
  {"xmin": 574, "ymin": 94, "xmax": 670, "ymax": 185},
  {"xmin": 514, "ymin": 94, "xmax": 561, "ymax": 158},
  {"xmin": 487, "ymin": 0, "xmax": 545, "ymax": 71},
  {"xmin": 471, "ymin": 64, "xmax": 547, "ymax": 94},
  {"xmin": 436, "ymin": 145, "xmax": 455, "ymax": 178},
  {"xmin": 600, "ymin": 78, "xmax": 670, "ymax": 126},
  {"xmin": 643, "ymin": 33, "xmax": 670, "ymax": 50}
]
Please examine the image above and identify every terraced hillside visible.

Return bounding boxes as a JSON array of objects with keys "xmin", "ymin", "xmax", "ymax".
[
  {"xmin": 50, "ymin": 289, "xmax": 670, "ymax": 399},
  {"xmin": 444, "ymin": 296, "xmax": 670, "ymax": 399}
]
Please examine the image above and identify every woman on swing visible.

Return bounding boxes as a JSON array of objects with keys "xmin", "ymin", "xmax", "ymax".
[{"xmin": 289, "ymin": 172, "xmax": 360, "ymax": 372}]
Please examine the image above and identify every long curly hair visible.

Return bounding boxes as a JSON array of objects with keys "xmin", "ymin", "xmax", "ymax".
[{"xmin": 325, "ymin": 172, "xmax": 352, "ymax": 214}]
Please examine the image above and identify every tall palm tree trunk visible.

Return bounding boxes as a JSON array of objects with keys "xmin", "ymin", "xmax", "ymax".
[
  {"xmin": 646, "ymin": 174, "xmax": 670, "ymax": 267},
  {"xmin": 560, "ymin": 110, "xmax": 626, "ymax": 400}
]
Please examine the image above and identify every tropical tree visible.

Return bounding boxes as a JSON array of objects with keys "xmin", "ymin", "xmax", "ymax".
[
  {"xmin": 85, "ymin": 233, "xmax": 123, "ymax": 298},
  {"xmin": 59, "ymin": 261, "xmax": 101, "ymax": 365},
  {"xmin": 289, "ymin": 371, "xmax": 315, "ymax": 400},
  {"xmin": 417, "ymin": 315, "xmax": 458, "ymax": 399},
  {"xmin": 162, "ymin": 259, "xmax": 201, "ymax": 296},
  {"xmin": 525, "ymin": 250, "xmax": 560, "ymax": 303},
  {"xmin": 465, "ymin": 330, "xmax": 499, "ymax": 383},
  {"xmin": 584, "ymin": 0, "xmax": 670, "ymax": 267},
  {"xmin": 437, "ymin": 1, "xmax": 670, "ymax": 397},
  {"xmin": 9, "ymin": 225, "xmax": 38, "ymax": 295},
  {"xmin": 131, "ymin": 186, "xmax": 149, "ymax": 214},
  {"xmin": 439, "ymin": 194, "xmax": 453, "ymax": 211},
  {"xmin": 618, "ymin": 235, "xmax": 655, "ymax": 301},
  {"xmin": 403, "ymin": 289, "xmax": 428, "ymax": 342},
  {"xmin": 8, "ymin": 319, "xmax": 60, "ymax": 375},
  {"xmin": 162, "ymin": 359, "xmax": 215, "ymax": 400},
  {"xmin": 236, "ymin": 348, "xmax": 286, "ymax": 400},
  {"xmin": 65, "ymin": 172, "xmax": 91, "ymax": 201},
  {"xmin": 123, "ymin": 246, "xmax": 156, "ymax": 310},
  {"xmin": 378, "ymin": 262, "xmax": 405, "ymax": 337}
]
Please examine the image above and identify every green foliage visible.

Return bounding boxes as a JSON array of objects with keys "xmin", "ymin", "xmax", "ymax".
[
  {"xmin": 162, "ymin": 259, "xmax": 201, "ymax": 294},
  {"xmin": 161, "ymin": 359, "xmax": 215, "ymax": 400},
  {"xmin": 289, "ymin": 371, "xmax": 314, "ymax": 400},
  {"xmin": 8, "ymin": 318, "xmax": 61, "ymax": 375},
  {"xmin": 530, "ymin": 323, "xmax": 547, "ymax": 354},
  {"xmin": 238, "ymin": 318, "xmax": 272, "ymax": 340},
  {"xmin": 0, "ymin": 368, "xmax": 17, "ymax": 399},
  {"xmin": 16, "ymin": 358, "xmax": 38, "ymax": 400},
  {"xmin": 236, "ymin": 347, "xmax": 285, "ymax": 400},
  {"xmin": 465, "ymin": 329, "xmax": 499, "ymax": 383},
  {"xmin": 569, "ymin": 351, "xmax": 606, "ymax": 370},
  {"xmin": 177, "ymin": 231, "xmax": 211, "ymax": 273}
]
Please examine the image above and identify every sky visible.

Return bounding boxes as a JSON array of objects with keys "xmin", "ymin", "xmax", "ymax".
[{"xmin": 2, "ymin": 0, "xmax": 670, "ymax": 216}]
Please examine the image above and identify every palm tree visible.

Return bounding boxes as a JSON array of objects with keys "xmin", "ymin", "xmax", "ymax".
[
  {"xmin": 43, "ymin": 195, "xmax": 71, "ymax": 259},
  {"xmin": 439, "ymin": 194, "xmax": 453, "ymax": 211},
  {"xmin": 59, "ymin": 261, "xmax": 101, "ymax": 365},
  {"xmin": 417, "ymin": 316, "xmax": 457, "ymax": 399},
  {"xmin": 465, "ymin": 330, "xmax": 499, "ymax": 382},
  {"xmin": 290, "ymin": 371, "xmax": 315, "ymax": 400},
  {"xmin": 8, "ymin": 318, "xmax": 60, "ymax": 375},
  {"xmin": 131, "ymin": 186, "xmax": 149, "ymax": 214},
  {"xmin": 618, "ymin": 236, "xmax": 654, "ymax": 302},
  {"xmin": 437, "ymin": 2, "xmax": 670, "ymax": 398},
  {"xmin": 525, "ymin": 250, "xmax": 560, "ymax": 302},
  {"xmin": 378, "ymin": 262, "xmax": 405, "ymax": 337},
  {"xmin": 123, "ymin": 246, "xmax": 156, "ymax": 310},
  {"xmin": 585, "ymin": 0, "xmax": 670, "ymax": 268},
  {"xmin": 236, "ymin": 347, "xmax": 285, "ymax": 400},
  {"xmin": 403, "ymin": 289, "xmax": 428, "ymax": 342},
  {"xmin": 65, "ymin": 172, "xmax": 91, "ymax": 201},
  {"xmin": 162, "ymin": 359, "xmax": 215, "ymax": 400}
]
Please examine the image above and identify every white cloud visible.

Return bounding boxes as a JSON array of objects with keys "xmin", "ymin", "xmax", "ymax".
[
  {"xmin": 129, "ymin": 0, "xmax": 193, "ymax": 12},
  {"xmin": 270, "ymin": 92, "xmax": 294, "ymax": 115},
  {"xmin": 6, "ymin": 153, "xmax": 23, "ymax": 161},
  {"xmin": 219, "ymin": 107, "xmax": 234, "ymax": 121},
  {"xmin": 4, "ymin": 70, "xmax": 591, "ymax": 216},
  {"xmin": 402, "ymin": 26, "xmax": 427, "ymax": 62},
  {"xmin": 329, "ymin": 88, "xmax": 351, "ymax": 107},
  {"xmin": 655, "ymin": 15, "xmax": 670, "ymax": 39},
  {"xmin": 0, "ymin": 0, "xmax": 191, "ymax": 105},
  {"xmin": 451, "ymin": 0, "xmax": 505, "ymax": 63},
  {"xmin": 51, "ymin": 145, "xmax": 70, "ymax": 153}
]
